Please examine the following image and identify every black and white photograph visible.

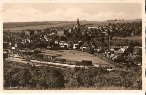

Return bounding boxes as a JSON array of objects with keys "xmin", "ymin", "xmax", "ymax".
[{"xmin": 3, "ymin": 2, "xmax": 142, "ymax": 90}]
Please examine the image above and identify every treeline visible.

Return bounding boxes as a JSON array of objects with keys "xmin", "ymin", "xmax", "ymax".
[{"xmin": 4, "ymin": 61, "xmax": 142, "ymax": 90}]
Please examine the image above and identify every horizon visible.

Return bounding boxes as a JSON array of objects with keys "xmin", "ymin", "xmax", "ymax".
[{"xmin": 3, "ymin": 18, "xmax": 142, "ymax": 23}]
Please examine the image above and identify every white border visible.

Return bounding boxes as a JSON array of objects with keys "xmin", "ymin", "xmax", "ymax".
[{"xmin": 0, "ymin": 0, "xmax": 145, "ymax": 94}]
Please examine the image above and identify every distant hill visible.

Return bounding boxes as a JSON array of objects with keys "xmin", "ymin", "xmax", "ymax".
[{"xmin": 3, "ymin": 19, "xmax": 141, "ymax": 31}]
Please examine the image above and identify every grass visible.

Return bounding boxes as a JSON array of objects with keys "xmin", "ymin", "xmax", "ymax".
[{"xmin": 41, "ymin": 50, "xmax": 110, "ymax": 65}]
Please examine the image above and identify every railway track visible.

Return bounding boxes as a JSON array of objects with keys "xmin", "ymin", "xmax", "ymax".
[{"xmin": 7, "ymin": 57, "xmax": 131, "ymax": 72}]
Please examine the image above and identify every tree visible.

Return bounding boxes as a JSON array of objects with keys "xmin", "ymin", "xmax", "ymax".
[{"xmin": 45, "ymin": 69, "xmax": 65, "ymax": 88}]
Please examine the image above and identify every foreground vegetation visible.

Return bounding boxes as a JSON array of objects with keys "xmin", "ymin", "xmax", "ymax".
[{"xmin": 4, "ymin": 60, "xmax": 142, "ymax": 90}]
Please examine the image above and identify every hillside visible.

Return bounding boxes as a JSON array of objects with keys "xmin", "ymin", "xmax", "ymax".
[{"xmin": 3, "ymin": 19, "xmax": 141, "ymax": 31}]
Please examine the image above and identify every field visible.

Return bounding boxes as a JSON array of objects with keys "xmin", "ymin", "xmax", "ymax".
[
  {"xmin": 41, "ymin": 50, "xmax": 110, "ymax": 65},
  {"xmin": 115, "ymin": 36, "xmax": 142, "ymax": 41}
]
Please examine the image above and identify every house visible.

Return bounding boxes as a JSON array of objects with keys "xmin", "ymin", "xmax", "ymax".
[
  {"xmin": 57, "ymin": 29, "xmax": 64, "ymax": 36},
  {"xmin": 59, "ymin": 41, "xmax": 69, "ymax": 49},
  {"xmin": 118, "ymin": 46, "xmax": 129, "ymax": 53},
  {"xmin": 85, "ymin": 24, "xmax": 93, "ymax": 27},
  {"xmin": 110, "ymin": 46, "xmax": 129, "ymax": 61},
  {"xmin": 133, "ymin": 46, "xmax": 142, "ymax": 55},
  {"xmin": 24, "ymin": 30, "xmax": 31, "ymax": 36},
  {"xmin": 73, "ymin": 44, "xmax": 79, "ymax": 49},
  {"xmin": 80, "ymin": 46, "xmax": 87, "ymax": 51},
  {"xmin": 3, "ymin": 49, "xmax": 9, "ymax": 60},
  {"xmin": 88, "ymin": 26, "xmax": 98, "ymax": 30},
  {"xmin": 44, "ymin": 35, "xmax": 48, "ymax": 41},
  {"xmin": 3, "ymin": 42, "xmax": 8, "ymax": 49},
  {"xmin": 14, "ymin": 43, "xmax": 17, "ymax": 48},
  {"xmin": 55, "ymin": 40, "xmax": 59, "ymax": 44}
]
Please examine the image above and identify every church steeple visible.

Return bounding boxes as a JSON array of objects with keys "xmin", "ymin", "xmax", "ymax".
[
  {"xmin": 76, "ymin": 18, "xmax": 80, "ymax": 28},
  {"xmin": 72, "ymin": 18, "xmax": 80, "ymax": 34}
]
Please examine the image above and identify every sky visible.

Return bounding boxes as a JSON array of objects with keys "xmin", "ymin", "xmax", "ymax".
[{"xmin": 3, "ymin": 3, "xmax": 142, "ymax": 22}]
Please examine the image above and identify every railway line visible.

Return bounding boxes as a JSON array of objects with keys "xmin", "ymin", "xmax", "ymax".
[{"xmin": 7, "ymin": 56, "xmax": 131, "ymax": 72}]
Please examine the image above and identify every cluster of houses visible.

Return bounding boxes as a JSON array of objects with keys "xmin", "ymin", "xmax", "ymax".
[{"xmin": 3, "ymin": 19, "xmax": 142, "ymax": 66}]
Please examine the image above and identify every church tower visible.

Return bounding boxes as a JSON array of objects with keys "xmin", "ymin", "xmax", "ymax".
[
  {"xmin": 72, "ymin": 18, "xmax": 81, "ymax": 40},
  {"xmin": 76, "ymin": 18, "xmax": 80, "ymax": 29},
  {"xmin": 73, "ymin": 18, "xmax": 80, "ymax": 33}
]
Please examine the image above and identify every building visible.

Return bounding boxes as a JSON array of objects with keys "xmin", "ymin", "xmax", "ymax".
[
  {"xmin": 24, "ymin": 30, "xmax": 31, "ymax": 36},
  {"xmin": 73, "ymin": 44, "xmax": 79, "ymax": 49},
  {"xmin": 3, "ymin": 42, "xmax": 8, "ymax": 49},
  {"xmin": 57, "ymin": 29, "xmax": 64, "ymax": 36},
  {"xmin": 73, "ymin": 18, "xmax": 81, "ymax": 33},
  {"xmin": 76, "ymin": 18, "xmax": 80, "ymax": 28},
  {"xmin": 88, "ymin": 27, "xmax": 98, "ymax": 30},
  {"xmin": 59, "ymin": 41, "xmax": 69, "ymax": 49},
  {"xmin": 85, "ymin": 24, "xmax": 93, "ymax": 27}
]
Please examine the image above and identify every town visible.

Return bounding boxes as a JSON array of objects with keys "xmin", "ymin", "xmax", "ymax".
[{"xmin": 3, "ymin": 19, "xmax": 142, "ymax": 90}]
